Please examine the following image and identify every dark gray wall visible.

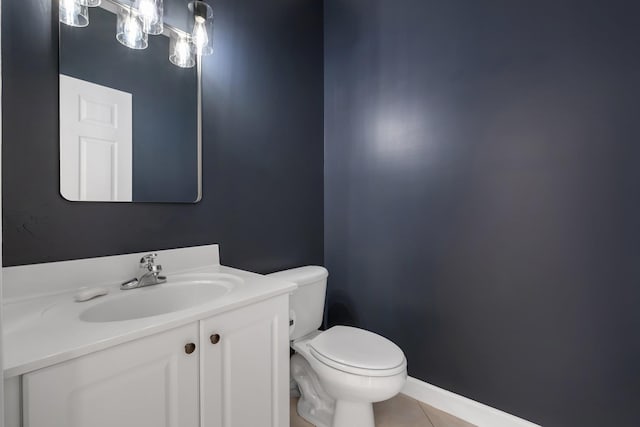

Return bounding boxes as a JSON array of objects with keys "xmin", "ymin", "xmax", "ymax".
[
  {"xmin": 60, "ymin": 7, "xmax": 198, "ymax": 202},
  {"xmin": 324, "ymin": 1, "xmax": 640, "ymax": 426},
  {"xmin": 2, "ymin": 0, "xmax": 324, "ymax": 269}
]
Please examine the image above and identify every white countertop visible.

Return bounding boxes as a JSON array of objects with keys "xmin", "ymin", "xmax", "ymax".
[{"xmin": 3, "ymin": 264, "xmax": 296, "ymax": 378}]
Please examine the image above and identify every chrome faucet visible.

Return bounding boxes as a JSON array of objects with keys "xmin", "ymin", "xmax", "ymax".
[{"xmin": 120, "ymin": 253, "xmax": 167, "ymax": 290}]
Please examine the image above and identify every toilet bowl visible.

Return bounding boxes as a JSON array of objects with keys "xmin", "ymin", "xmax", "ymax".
[
  {"xmin": 267, "ymin": 266, "xmax": 407, "ymax": 427},
  {"xmin": 292, "ymin": 327, "xmax": 407, "ymax": 427}
]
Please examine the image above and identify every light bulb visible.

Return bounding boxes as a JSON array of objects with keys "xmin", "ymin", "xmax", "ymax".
[
  {"xmin": 170, "ymin": 34, "xmax": 194, "ymax": 68},
  {"xmin": 175, "ymin": 38, "xmax": 191, "ymax": 65},
  {"xmin": 192, "ymin": 17, "xmax": 209, "ymax": 55},
  {"xmin": 117, "ymin": 8, "xmax": 147, "ymax": 49},
  {"xmin": 188, "ymin": 1, "xmax": 213, "ymax": 55},
  {"xmin": 138, "ymin": 0, "xmax": 157, "ymax": 33},
  {"xmin": 135, "ymin": 0, "xmax": 163, "ymax": 35},
  {"xmin": 138, "ymin": 0, "xmax": 156, "ymax": 21},
  {"xmin": 61, "ymin": 0, "xmax": 77, "ymax": 24},
  {"xmin": 124, "ymin": 15, "xmax": 142, "ymax": 46}
]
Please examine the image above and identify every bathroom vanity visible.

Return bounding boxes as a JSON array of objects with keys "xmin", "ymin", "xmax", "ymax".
[{"xmin": 2, "ymin": 245, "xmax": 296, "ymax": 427}]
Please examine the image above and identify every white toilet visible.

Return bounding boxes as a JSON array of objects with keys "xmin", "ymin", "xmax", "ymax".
[{"xmin": 267, "ymin": 266, "xmax": 407, "ymax": 427}]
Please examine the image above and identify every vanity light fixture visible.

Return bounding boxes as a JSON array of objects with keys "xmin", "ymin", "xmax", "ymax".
[
  {"xmin": 59, "ymin": 0, "xmax": 214, "ymax": 67},
  {"xmin": 59, "ymin": 0, "xmax": 89, "ymax": 27},
  {"xmin": 116, "ymin": 6, "xmax": 148, "ymax": 50},
  {"xmin": 189, "ymin": 1, "xmax": 214, "ymax": 56},
  {"xmin": 135, "ymin": 0, "xmax": 163, "ymax": 35}
]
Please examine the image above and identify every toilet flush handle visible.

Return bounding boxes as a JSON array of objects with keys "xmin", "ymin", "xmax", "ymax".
[{"xmin": 289, "ymin": 309, "xmax": 296, "ymax": 335}]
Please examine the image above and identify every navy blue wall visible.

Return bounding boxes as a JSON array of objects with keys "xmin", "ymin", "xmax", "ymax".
[
  {"xmin": 324, "ymin": 1, "xmax": 640, "ymax": 425},
  {"xmin": 60, "ymin": 7, "xmax": 198, "ymax": 202},
  {"xmin": 2, "ymin": 0, "xmax": 324, "ymax": 269}
]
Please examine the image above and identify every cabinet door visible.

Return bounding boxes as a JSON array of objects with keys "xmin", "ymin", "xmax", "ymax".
[
  {"xmin": 201, "ymin": 295, "xmax": 289, "ymax": 427},
  {"xmin": 23, "ymin": 323, "xmax": 199, "ymax": 427}
]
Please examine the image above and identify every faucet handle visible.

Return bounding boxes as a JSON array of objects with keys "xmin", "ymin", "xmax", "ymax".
[{"xmin": 139, "ymin": 253, "xmax": 158, "ymax": 269}]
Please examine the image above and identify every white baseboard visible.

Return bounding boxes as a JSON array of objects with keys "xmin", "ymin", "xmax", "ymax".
[{"xmin": 402, "ymin": 377, "xmax": 541, "ymax": 427}]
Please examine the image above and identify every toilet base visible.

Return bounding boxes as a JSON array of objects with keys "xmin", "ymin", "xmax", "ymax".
[
  {"xmin": 332, "ymin": 400, "xmax": 374, "ymax": 427},
  {"xmin": 291, "ymin": 353, "xmax": 381, "ymax": 427},
  {"xmin": 290, "ymin": 331, "xmax": 407, "ymax": 427},
  {"xmin": 291, "ymin": 354, "xmax": 335, "ymax": 427}
]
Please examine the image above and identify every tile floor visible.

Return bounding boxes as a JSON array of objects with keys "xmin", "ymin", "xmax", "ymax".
[{"xmin": 290, "ymin": 393, "xmax": 476, "ymax": 427}]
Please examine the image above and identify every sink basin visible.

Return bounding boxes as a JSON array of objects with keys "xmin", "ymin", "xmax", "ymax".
[{"xmin": 80, "ymin": 275, "xmax": 237, "ymax": 322}]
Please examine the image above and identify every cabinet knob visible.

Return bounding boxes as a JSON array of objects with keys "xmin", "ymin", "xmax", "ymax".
[
  {"xmin": 185, "ymin": 342, "xmax": 196, "ymax": 354},
  {"xmin": 210, "ymin": 334, "xmax": 221, "ymax": 344}
]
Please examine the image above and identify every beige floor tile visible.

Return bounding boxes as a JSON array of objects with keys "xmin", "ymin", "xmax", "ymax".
[
  {"xmin": 373, "ymin": 394, "xmax": 434, "ymax": 427},
  {"xmin": 290, "ymin": 397, "xmax": 314, "ymax": 427},
  {"xmin": 419, "ymin": 401, "xmax": 477, "ymax": 427},
  {"xmin": 291, "ymin": 394, "xmax": 475, "ymax": 427}
]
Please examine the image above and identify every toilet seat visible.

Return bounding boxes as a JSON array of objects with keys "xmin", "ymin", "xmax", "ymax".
[{"xmin": 308, "ymin": 326, "xmax": 406, "ymax": 377}]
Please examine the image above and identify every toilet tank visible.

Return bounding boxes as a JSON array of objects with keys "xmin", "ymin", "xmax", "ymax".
[{"xmin": 266, "ymin": 266, "xmax": 328, "ymax": 341}]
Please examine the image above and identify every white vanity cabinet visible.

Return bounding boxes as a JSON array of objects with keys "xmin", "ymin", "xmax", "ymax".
[
  {"xmin": 16, "ymin": 295, "xmax": 290, "ymax": 427},
  {"xmin": 200, "ymin": 295, "xmax": 290, "ymax": 427},
  {"xmin": 22, "ymin": 323, "xmax": 201, "ymax": 427}
]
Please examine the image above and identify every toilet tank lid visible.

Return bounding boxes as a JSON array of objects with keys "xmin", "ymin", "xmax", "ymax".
[{"xmin": 266, "ymin": 266, "xmax": 328, "ymax": 286}]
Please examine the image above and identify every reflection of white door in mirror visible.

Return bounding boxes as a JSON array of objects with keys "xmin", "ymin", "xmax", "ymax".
[{"xmin": 60, "ymin": 75, "xmax": 133, "ymax": 202}]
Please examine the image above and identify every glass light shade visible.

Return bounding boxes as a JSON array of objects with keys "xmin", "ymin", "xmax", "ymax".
[
  {"xmin": 116, "ymin": 7, "xmax": 148, "ymax": 50},
  {"xmin": 78, "ymin": 0, "xmax": 101, "ymax": 7},
  {"xmin": 135, "ymin": 0, "xmax": 163, "ymax": 35},
  {"xmin": 169, "ymin": 32, "xmax": 195, "ymax": 68},
  {"xmin": 59, "ymin": 0, "xmax": 89, "ymax": 27},
  {"xmin": 188, "ymin": 1, "xmax": 214, "ymax": 56}
]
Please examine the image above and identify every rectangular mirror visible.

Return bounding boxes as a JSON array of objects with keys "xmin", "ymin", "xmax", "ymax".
[{"xmin": 59, "ymin": 2, "xmax": 202, "ymax": 203}]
